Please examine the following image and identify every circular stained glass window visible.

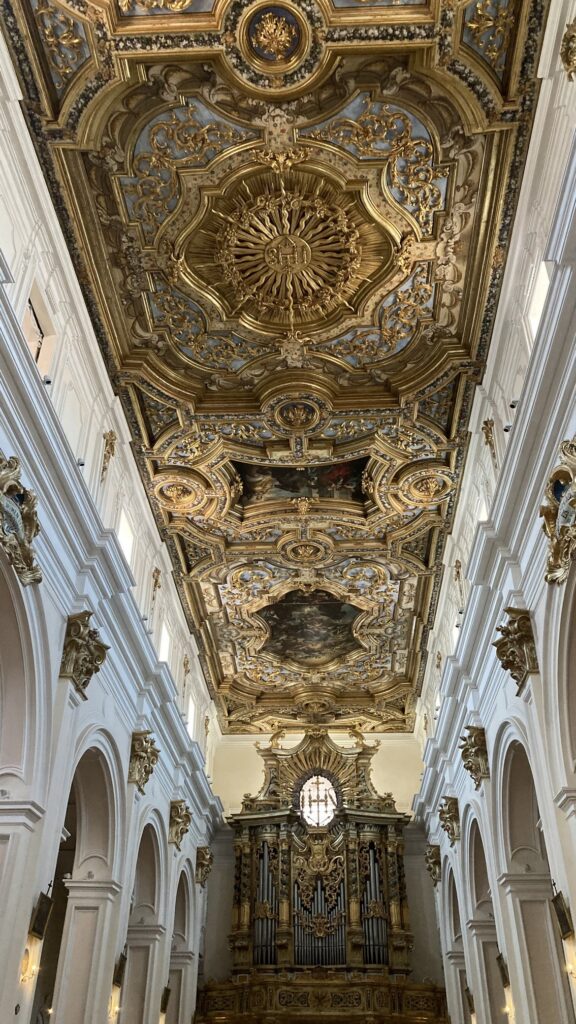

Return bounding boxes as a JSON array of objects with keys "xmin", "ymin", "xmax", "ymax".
[{"xmin": 300, "ymin": 774, "xmax": 338, "ymax": 827}]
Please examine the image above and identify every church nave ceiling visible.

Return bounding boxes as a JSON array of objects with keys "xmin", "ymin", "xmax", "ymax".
[{"xmin": 2, "ymin": 0, "xmax": 545, "ymax": 732}]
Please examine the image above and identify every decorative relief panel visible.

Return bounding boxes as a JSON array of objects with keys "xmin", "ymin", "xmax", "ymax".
[{"xmin": 2, "ymin": 0, "xmax": 545, "ymax": 733}]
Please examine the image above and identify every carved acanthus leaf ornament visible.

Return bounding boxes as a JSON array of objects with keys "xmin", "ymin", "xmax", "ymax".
[
  {"xmin": 195, "ymin": 846, "xmax": 214, "ymax": 887},
  {"xmin": 0, "ymin": 451, "xmax": 42, "ymax": 586},
  {"xmin": 128, "ymin": 731, "xmax": 160, "ymax": 794},
  {"xmin": 169, "ymin": 800, "xmax": 192, "ymax": 850},
  {"xmin": 459, "ymin": 726, "xmax": 489, "ymax": 788},
  {"xmin": 438, "ymin": 797, "xmax": 460, "ymax": 846},
  {"xmin": 425, "ymin": 844, "xmax": 441, "ymax": 885},
  {"xmin": 59, "ymin": 611, "xmax": 109, "ymax": 698},
  {"xmin": 493, "ymin": 607, "xmax": 538, "ymax": 690},
  {"xmin": 540, "ymin": 438, "xmax": 576, "ymax": 584}
]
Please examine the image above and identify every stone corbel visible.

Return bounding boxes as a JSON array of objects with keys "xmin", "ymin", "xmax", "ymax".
[
  {"xmin": 459, "ymin": 726, "xmax": 490, "ymax": 788},
  {"xmin": 59, "ymin": 611, "xmax": 109, "ymax": 698},
  {"xmin": 0, "ymin": 450, "xmax": 42, "ymax": 585},
  {"xmin": 438, "ymin": 797, "xmax": 460, "ymax": 846},
  {"xmin": 169, "ymin": 800, "xmax": 192, "ymax": 850},
  {"xmin": 128, "ymin": 731, "xmax": 160, "ymax": 794},
  {"xmin": 493, "ymin": 607, "xmax": 538, "ymax": 692}
]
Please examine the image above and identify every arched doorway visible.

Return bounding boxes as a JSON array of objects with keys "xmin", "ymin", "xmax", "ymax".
[
  {"xmin": 121, "ymin": 823, "xmax": 165, "ymax": 1024},
  {"xmin": 31, "ymin": 746, "xmax": 120, "ymax": 1024},
  {"xmin": 500, "ymin": 741, "xmax": 574, "ymax": 1023}
]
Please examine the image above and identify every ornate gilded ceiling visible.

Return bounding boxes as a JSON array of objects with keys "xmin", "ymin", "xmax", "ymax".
[{"xmin": 3, "ymin": 0, "xmax": 545, "ymax": 732}]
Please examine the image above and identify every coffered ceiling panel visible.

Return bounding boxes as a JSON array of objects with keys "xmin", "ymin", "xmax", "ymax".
[{"xmin": 2, "ymin": 0, "xmax": 545, "ymax": 731}]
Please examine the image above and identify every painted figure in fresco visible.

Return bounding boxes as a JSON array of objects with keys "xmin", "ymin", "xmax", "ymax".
[
  {"xmin": 236, "ymin": 460, "xmax": 367, "ymax": 506},
  {"xmin": 260, "ymin": 589, "xmax": 359, "ymax": 667}
]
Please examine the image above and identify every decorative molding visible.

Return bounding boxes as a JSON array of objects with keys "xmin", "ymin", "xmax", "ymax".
[
  {"xmin": 0, "ymin": 450, "xmax": 42, "ymax": 585},
  {"xmin": 169, "ymin": 799, "xmax": 192, "ymax": 850},
  {"xmin": 59, "ymin": 611, "xmax": 109, "ymax": 698},
  {"xmin": 481, "ymin": 417, "xmax": 497, "ymax": 466},
  {"xmin": 425, "ymin": 844, "xmax": 441, "ymax": 885},
  {"xmin": 195, "ymin": 846, "xmax": 213, "ymax": 887},
  {"xmin": 438, "ymin": 797, "xmax": 460, "ymax": 845},
  {"xmin": 560, "ymin": 20, "xmax": 576, "ymax": 81},
  {"xmin": 493, "ymin": 607, "xmax": 538, "ymax": 690},
  {"xmin": 540, "ymin": 437, "xmax": 576, "ymax": 584},
  {"xmin": 100, "ymin": 430, "xmax": 117, "ymax": 484},
  {"xmin": 459, "ymin": 726, "xmax": 489, "ymax": 788},
  {"xmin": 128, "ymin": 731, "xmax": 160, "ymax": 794}
]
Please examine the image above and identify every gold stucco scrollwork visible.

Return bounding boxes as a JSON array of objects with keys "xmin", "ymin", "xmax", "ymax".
[
  {"xmin": 59, "ymin": 611, "xmax": 109, "ymax": 698},
  {"xmin": 540, "ymin": 438, "xmax": 576, "ymax": 584},
  {"xmin": 438, "ymin": 796, "xmax": 460, "ymax": 846},
  {"xmin": 169, "ymin": 799, "xmax": 192, "ymax": 849},
  {"xmin": 465, "ymin": 0, "xmax": 515, "ymax": 70},
  {"xmin": 128, "ymin": 731, "xmax": 160, "ymax": 794},
  {"xmin": 33, "ymin": 0, "xmax": 88, "ymax": 92},
  {"xmin": 0, "ymin": 451, "xmax": 42, "ymax": 586},
  {"xmin": 493, "ymin": 607, "xmax": 538, "ymax": 690}
]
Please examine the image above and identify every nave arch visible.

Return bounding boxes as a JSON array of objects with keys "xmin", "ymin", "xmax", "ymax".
[
  {"xmin": 0, "ymin": 551, "xmax": 50, "ymax": 797},
  {"xmin": 31, "ymin": 737, "xmax": 124, "ymax": 1024}
]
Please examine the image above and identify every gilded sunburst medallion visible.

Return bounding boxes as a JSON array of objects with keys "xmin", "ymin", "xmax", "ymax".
[{"xmin": 181, "ymin": 167, "xmax": 396, "ymax": 334}]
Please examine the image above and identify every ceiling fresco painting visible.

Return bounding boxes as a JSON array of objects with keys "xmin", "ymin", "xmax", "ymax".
[{"xmin": 2, "ymin": 0, "xmax": 546, "ymax": 732}]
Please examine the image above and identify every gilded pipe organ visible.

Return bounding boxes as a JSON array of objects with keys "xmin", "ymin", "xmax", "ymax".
[{"xmin": 197, "ymin": 732, "xmax": 448, "ymax": 1022}]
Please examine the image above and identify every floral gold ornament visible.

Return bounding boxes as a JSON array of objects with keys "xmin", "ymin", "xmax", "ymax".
[
  {"xmin": 459, "ymin": 726, "xmax": 489, "ymax": 788},
  {"xmin": 438, "ymin": 796, "xmax": 460, "ymax": 845},
  {"xmin": 0, "ymin": 451, "xmax": 42, "ymax": 586},
  {"xmin": 59, "ymin": 611, "xmax": 109, "ymax": 698},
  {"xmin": 540, "ymin": 438, "xmax": 576, "ymax": 584},
  {"xmin": 481, "ymin": 418, "xmax": 498, "ymax": 467},
  {"xmin": 425, "ymin": 844, "xmax": 441, "ymax": 885},
  {"xmin": 128, "ymin": 731, "xmax": 160, "ymax": 794},
  {"xmin": 195, "ymin": 846, "xmax": 214, "ymax": 887},
  {"xmin": 169, "ymin": 799, "xmax": 192, "ymax": 850},
  {"xmin": 32, "ymin": 0, "xmax": 90, "ymax": 94},
  {"xmin": 493, "ymin": 607, "xmax": 538, "ymax": 691},
  {"xmin": 252, "ymin": 11, "xmax": 298, "ymax": 59},
  {"xmin": 464, "ymin": 0, "xmax": 515, "ymax": 72},
  {"xmin": 100, "ymin": 430, "xmax": 117, "ymax": 484},
  {"xmin": 560, "ymin": 21, "xmax": 576, "ymax": 81}
]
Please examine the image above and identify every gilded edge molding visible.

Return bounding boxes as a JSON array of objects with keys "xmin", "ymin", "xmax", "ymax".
[{"xmin": 0, "ymin": 450, "xmax": 42, "ymax": 586}]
